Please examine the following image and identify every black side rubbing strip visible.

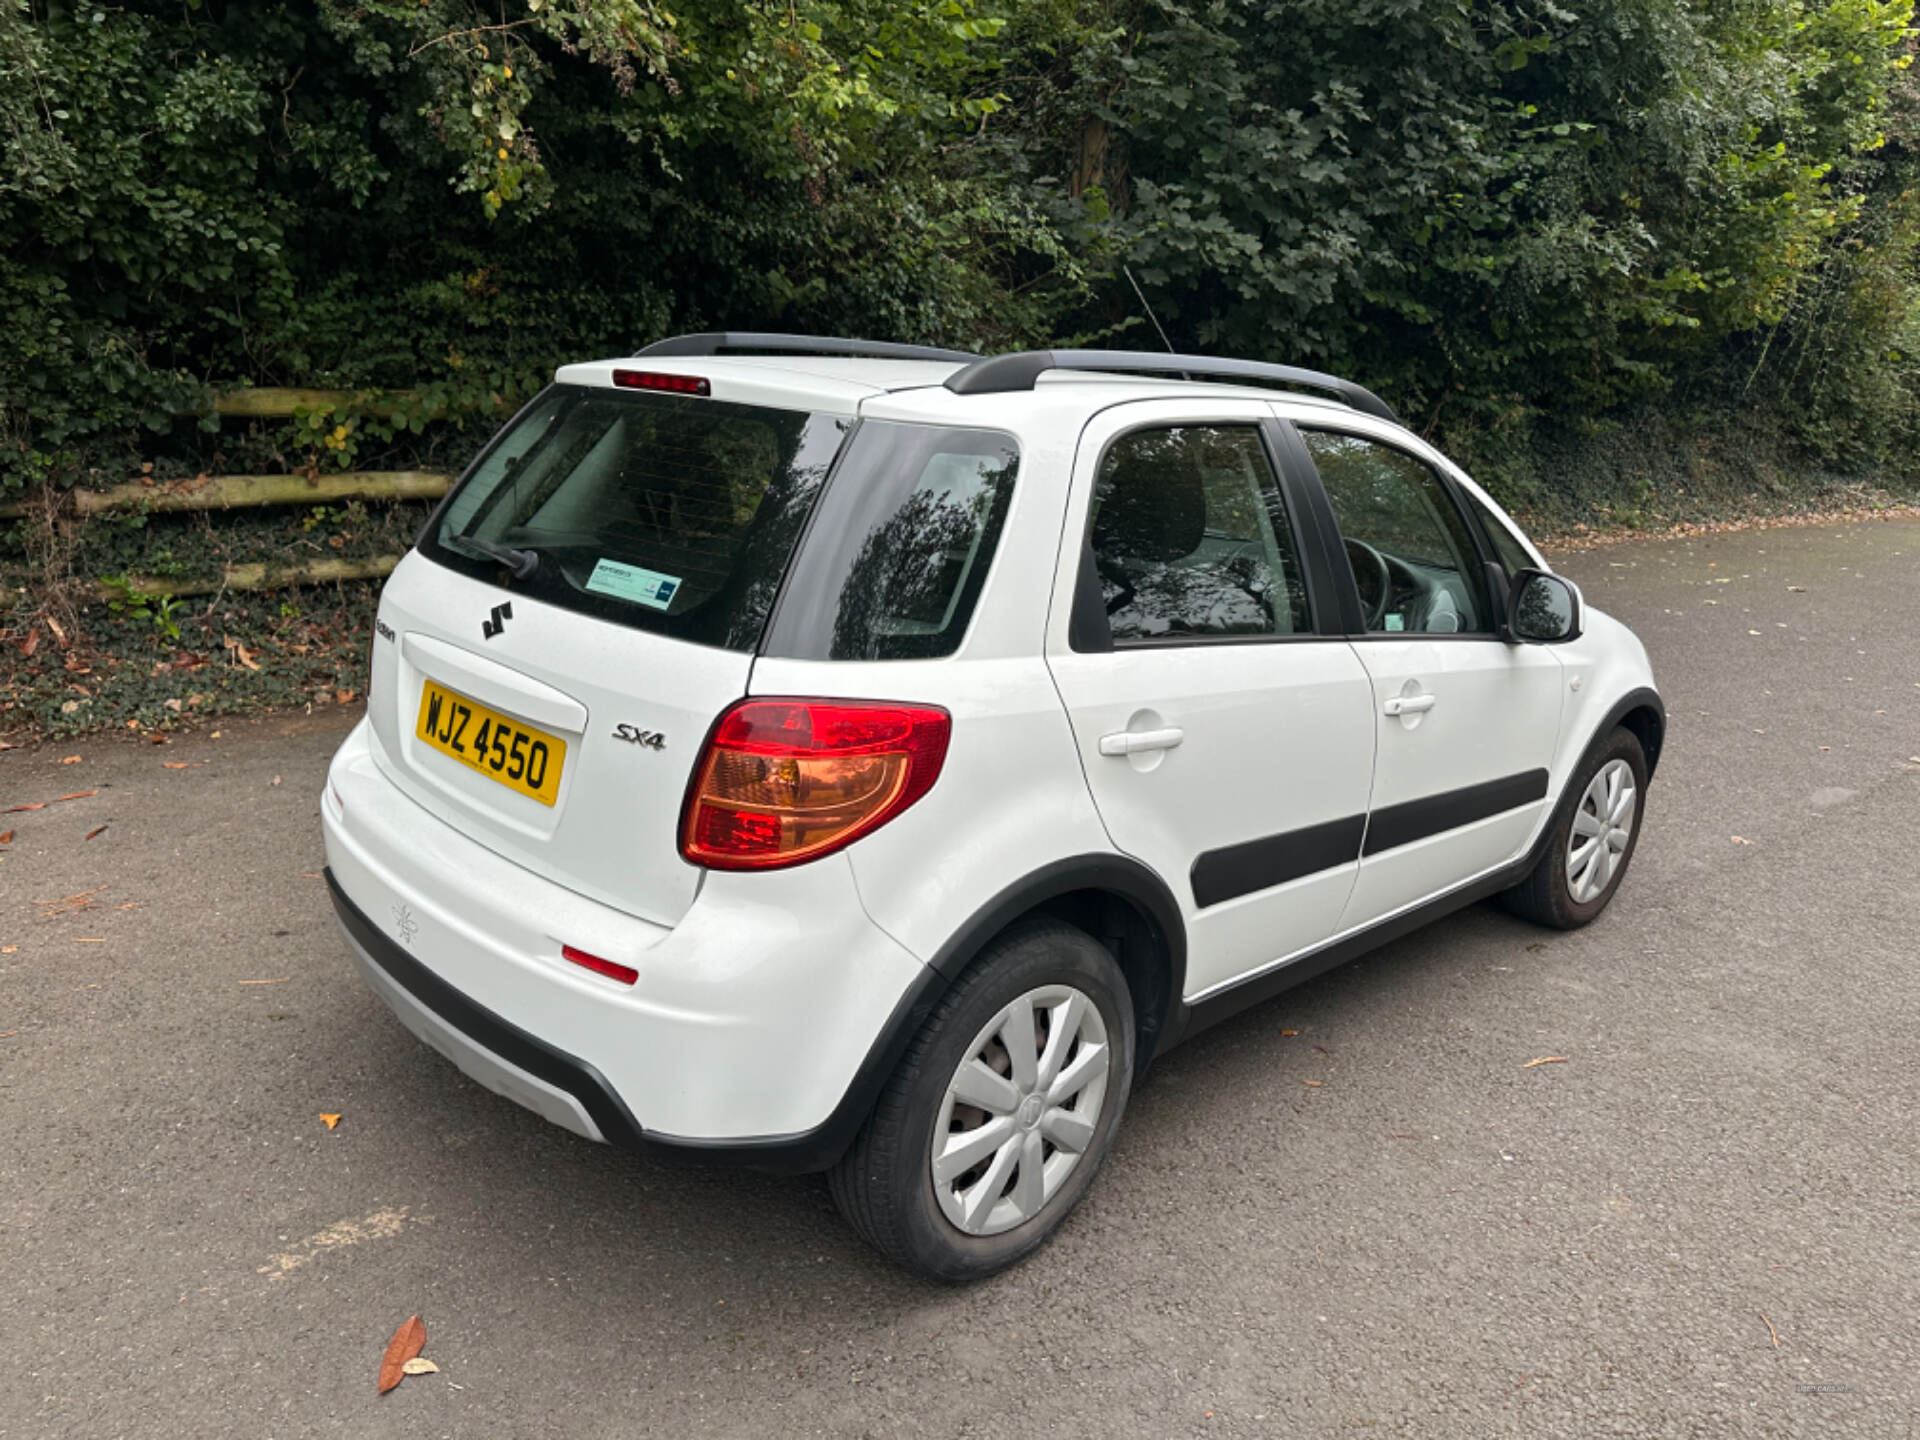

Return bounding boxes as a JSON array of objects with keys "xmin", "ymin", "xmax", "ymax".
[
  {"xmin": 1362, "ymin": 769, "xmax": 1550, "ymax": 857},
  {"xmin": 1191, "ymin": 815, "xmax": 1367, "ymax": 909}
]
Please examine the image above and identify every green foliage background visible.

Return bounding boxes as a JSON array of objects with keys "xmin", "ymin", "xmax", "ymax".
[{"xmin": 1, "ymin": 0, "xmax": 1916, "ymax": 515}]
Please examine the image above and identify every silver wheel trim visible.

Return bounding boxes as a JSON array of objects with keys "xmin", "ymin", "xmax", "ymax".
[
  {"xmin": 1567, "ymin": 758, "xmax": 1636, "ymax": 904},
  {"xmin": 931, "ymin": 984, "xmax": 1111, "ymax": 1238}
]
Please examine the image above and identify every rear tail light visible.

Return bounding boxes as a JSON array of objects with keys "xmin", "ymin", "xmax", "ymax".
[
  {"xmin": 611, "ymin": 368, "xmax": 711, "ymax": 396},
  {"xmin": 680, "ymin": 699, "xmax": 951, "ymax": 870}
]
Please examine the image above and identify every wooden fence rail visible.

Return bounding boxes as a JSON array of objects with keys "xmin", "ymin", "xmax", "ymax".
[
  {"xmin": 104, "ymin": 555, "xmax": 403, "ymax": 600},
  {"xmin": 3, "ymin": 379, "xmax": 464, "ymax": 595},
  {"xmin": 0, "ymin": 470, "xmax": 451, "ymax": 521}
]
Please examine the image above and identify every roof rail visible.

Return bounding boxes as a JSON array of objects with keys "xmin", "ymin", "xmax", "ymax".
[
  {"xmin": 942, "ymin": 349, "xmax": 1400, "ymax": 425},
  {"xmin": 634, "ymin": 332, "xmax": 981, "ymax": 364}
]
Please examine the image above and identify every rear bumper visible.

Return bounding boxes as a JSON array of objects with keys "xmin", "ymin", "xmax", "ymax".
[
  {"xmin": 331, "ymin": 871, "xmax": 626, "ymax": 1144},
  {"xmin": 322, "ymin": 718, "xmax": 938, "ymax": 1172}
]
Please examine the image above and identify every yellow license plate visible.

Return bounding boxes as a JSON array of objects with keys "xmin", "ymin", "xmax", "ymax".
[{"xmin": 415, "ymin": 679, "xmax": 567, "ymax": 806}]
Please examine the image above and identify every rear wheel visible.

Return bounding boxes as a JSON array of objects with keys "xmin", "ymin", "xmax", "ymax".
[
  {"xmin": 829, "ymin": 919, "xmax": 1134, "ymax": 1281},
  {"xmin": 1501, "ymin": 726, "xmax": 1648, "ymax": 929}
]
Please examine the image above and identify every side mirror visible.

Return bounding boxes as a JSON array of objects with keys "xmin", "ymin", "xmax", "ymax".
[{"xmin": 1508, "ymin": 568, "xmax": 1583, "ymax": 644}]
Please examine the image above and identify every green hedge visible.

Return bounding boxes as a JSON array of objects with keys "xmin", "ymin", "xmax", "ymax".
[{"xmin": 1, "ymin": 0, "xmax": 1916, "ymax": 508}]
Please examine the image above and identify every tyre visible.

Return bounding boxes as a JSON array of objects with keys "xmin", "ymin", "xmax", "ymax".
[
  {"xmin": 829, "ymin": 918, "xmax": 1135, "ymax": 1281},
  {"xmin": 1500, "ymin": 726, "xmax": 1649, "ymax": 930}
]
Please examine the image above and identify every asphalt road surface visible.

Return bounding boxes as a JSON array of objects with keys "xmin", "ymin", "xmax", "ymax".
[{"xmin": 3, "ymin": 517, "xmax": 1917, "ymax": 1439}]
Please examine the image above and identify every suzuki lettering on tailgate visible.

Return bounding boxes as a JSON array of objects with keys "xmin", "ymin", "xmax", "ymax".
[{"xmin": 415, "ymin": 678, "xmax": 567, "ymax": 806}]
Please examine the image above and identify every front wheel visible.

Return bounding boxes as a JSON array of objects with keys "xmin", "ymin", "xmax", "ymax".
[
  {"xmin": 828, "ymin": 919, "xmax": 1135, "ymax": 1281},
  {"xmin": 1500, "ymin": 726, "xmax": 1649, "ymax": 929}
]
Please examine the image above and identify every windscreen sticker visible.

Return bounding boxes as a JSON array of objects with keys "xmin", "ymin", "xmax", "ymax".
[{"xmin": 585, "ymin": 559, "xmax": 681, "ymax": 611}]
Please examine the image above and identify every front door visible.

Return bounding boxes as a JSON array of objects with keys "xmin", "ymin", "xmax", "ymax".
[
  {"xmin": 1289, "ymin": 425, "xmax": 1566, "ymax": 931},
  {"xmin": 1045, "ymin": 401, "xmax": 1377, "ymax": 1001}
]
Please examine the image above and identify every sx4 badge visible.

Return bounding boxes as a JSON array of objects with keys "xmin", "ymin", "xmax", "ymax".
[{"xmin": 613, "ymin": 724, "xmax": 667, "ymax": 751}]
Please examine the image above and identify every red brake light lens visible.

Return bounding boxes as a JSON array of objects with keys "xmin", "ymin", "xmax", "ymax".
[
  {"xmin": 611, "ymin": 369, "xmax": 710, "ymax": 396},
  {"xmin": 680, "ymin": 699, "xmax": 951, "ymax": 870},
  {"xmin": 561, "ymin": 945, "xmax": 638, "ymax": 986}
]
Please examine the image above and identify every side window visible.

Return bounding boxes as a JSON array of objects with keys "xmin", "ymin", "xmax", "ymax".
[
  {"xmin": 762, "ymin": 421, "xmax": 1019, "ymax": 661},
  {"xmin": 1090, "ymin": 426, "xmax": 1311, "ymax": 643},
  {"xmin": 1298, "ymin": 430, "xmax": 1489, "ymax": 635},
  {"xmin": 1464, "ymin": 489, "xmax": 1536, "ymax": 578}
]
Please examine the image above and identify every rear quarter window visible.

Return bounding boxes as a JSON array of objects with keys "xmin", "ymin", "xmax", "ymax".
[{"xmin": 761, "ymin": 421, "xmax": 1019, "ymax": 661}]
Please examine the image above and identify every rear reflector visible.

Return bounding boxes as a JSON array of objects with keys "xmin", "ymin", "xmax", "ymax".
[
  {"xmin": 560, "ymin": 945, "xmax": 638, "ymax": 986},
  {"xmin": 611, "ymin": 368, "xmax": 711, "ymax": 396},
  {"xmin": 680, "ymin": 699, "xmax": 951, "ymax": 870}
]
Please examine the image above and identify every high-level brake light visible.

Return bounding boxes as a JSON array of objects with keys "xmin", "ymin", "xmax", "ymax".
[{"xmin": 611, "ymin": 368, "xmax": 711, "ymax": 396}]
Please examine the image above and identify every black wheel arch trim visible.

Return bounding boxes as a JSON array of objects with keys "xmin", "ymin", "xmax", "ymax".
[
  {"xmin": 926, "ymin": 852, "xmax": 1187, "ymax": 990},
  {"xmin": 1599, "ymin": 685, "xmax": 1666, "ymax": 776}
]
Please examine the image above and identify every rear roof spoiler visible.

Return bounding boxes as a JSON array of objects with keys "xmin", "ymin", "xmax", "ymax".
[
  {"xmin": 634, "ymin": 332, "xmax": 981, "ymax": 364},
  {"xmin": 942, "ymin": 349, "xmax": 1400, "ymax": 425}
]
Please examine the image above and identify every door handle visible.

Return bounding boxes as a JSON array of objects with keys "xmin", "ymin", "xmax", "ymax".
[
  {"xmin": 1382, "ymin": 693, "xmax": 1436, "ymax": 717},
  {"xmin": 1099, "ymin": 726, "xmax": 1185, "ymax": 757}
]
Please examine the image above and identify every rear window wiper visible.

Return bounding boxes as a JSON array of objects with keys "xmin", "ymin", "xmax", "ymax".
[{"xmin": 445, "ymin": 533, "xmax": 540, "ymax": 580}]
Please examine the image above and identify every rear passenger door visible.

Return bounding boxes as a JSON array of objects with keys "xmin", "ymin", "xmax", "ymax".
[
  {"xmin": 1283, "ymin": 424, "xmax": 1566, "ymax": 931},
  {"xmin": 1046, "ymin": 400, "xmax": 1377, "ymax": 1001}
]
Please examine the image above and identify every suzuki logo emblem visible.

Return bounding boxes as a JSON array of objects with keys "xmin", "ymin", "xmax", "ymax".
[{"xmin": 481, "ymin": 602, "xmax": 512, "ymax": 641}]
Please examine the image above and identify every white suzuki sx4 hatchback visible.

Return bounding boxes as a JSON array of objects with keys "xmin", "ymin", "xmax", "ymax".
[{"xmin": 322, "ymin": 335, "xmax": 1663, "ymax": 1279}]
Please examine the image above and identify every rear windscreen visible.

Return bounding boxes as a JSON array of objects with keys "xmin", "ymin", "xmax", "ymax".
[{"xmin": 423, "ymin": 385, "xmax": 849, "ymax": 652}]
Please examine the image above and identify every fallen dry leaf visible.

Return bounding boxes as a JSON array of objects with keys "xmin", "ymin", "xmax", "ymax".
[
  {"xmin": 84, "ymin": 825, "xmax": 109, "ymax": 841},
  {"xmin": 1731, "ymin": 836, "xmax": 1754, "ymax": 845},
  {"xmin": 400, "ymin": 1358, "xmax": 439, "ymax": 1376},
  {"xmin": 1761, "ymin": 1312, "xmax": 1779, "ymax": 1349},
  {"xmin": 1522, "ymin": 1056, "xmax": 1568, "ymax": 1068},
  {"xmin": 378, "ymin": 1315, "xmax": 427, "ymax": 1395},
  {"xmin": 0, "ymin": 948, "xmax": 13, "ymax": 955},
  {"xmin": 162, "ymin": 762, "xmax": 189, "ymax": 769},
  {"xmin": 0, "ymin": 830, "xmax": 12, "ymax": 845},
  {"xmin": 0, "ymin": 1028, "xmax": 18, "ymax": 1038},
  {"xmin": 1279, "ymin": 1028, "xmax": 1299, "ymax": 1037},
  {"xmin": 223, "ymin": 635, "xmax": 262, "ymax": 671},
  {"xmin": 59, "ymin": 755, "xmax": 80, "ymax": 765},
  {"xmin": 1302, "ymin": 1079, "xmax": 1323, "ymax": 1087},
  {"xmin": 72, "ymin": 938, "xmax": 105, "ymax": 944},
  {"xmin": 320, "ymin": 1113, "xmax": 342, "ymax": 1131},
  {"xmin": 238, "ymin": 976, "xmax": 291, "ymax": 985}
]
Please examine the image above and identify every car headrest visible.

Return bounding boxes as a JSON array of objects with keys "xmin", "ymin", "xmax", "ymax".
[{"xmin": 1092, "ymin": 442, "xmax": 1206, "ymax": 564}]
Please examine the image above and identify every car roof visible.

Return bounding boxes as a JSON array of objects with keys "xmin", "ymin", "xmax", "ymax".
[{"xmin": 555, "ymin": 354, "xmax": 1369, "ymax": 425}]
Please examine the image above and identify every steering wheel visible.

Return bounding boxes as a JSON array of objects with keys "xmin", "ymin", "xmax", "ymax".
[{"xmin": 1344, "ymin": 537, "xmax": 1392, "ymax": 630}]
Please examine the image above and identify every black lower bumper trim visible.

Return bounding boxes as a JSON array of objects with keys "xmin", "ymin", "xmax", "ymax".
[{"xmin": 326, "ymin": 868, "xmax": 938, "ymax": 1173}]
